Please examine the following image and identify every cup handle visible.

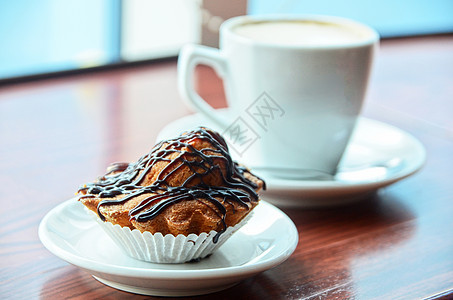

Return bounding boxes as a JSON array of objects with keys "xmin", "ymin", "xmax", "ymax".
[{"xmin": 178, "ymin": 44, "xmax": 229, "ymax": 129}]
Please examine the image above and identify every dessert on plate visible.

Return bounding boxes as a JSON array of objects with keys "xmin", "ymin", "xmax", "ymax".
[{"xmin": 77, "ymin": 127, "xmax": 265, "ymax": 263}]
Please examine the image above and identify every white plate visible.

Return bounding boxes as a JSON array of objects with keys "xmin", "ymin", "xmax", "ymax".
[
  {"xmin": 157, "ymin": 111, "xmax": 426, "ymax": 207},
  {"xmin": 39, "ymin": 199, "xmax": 298, "ymax": 296}
]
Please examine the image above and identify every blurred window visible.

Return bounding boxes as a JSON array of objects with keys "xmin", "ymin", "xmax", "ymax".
[
  {"xmin": 0, "ymin": 0, "xmax": 451, "ymax": 80},
  {"xmin": 0, "ymin": 0, "xmax": 200, "ymax": 80},
  {"xmin": 0, "ymin": 0, "xmax": 120, "ymax": 79}
]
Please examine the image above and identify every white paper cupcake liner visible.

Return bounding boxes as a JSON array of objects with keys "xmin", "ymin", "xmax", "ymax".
[{"xmin": 92, "ymin": 211, "xmax": 253, "ymax": 263}]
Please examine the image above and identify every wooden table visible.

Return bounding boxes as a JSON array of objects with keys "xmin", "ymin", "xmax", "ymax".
[{"xmin": 1, "ymin": 35, "xmax": 452, "ymax": 299}]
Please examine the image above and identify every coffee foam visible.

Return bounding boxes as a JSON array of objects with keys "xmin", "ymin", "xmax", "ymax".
[{"xmin": 233, "ymin": 20, "xmax": 371, "ymax": 46}]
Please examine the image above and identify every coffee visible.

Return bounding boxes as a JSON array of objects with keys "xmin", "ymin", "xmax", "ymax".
[
  {"xmin": 179, "ymin": 15, "xmax": 379, "ymax": 179},
  {"xmin": 233, "ymin": 20, "xmax": 370, "ymax": 46}
]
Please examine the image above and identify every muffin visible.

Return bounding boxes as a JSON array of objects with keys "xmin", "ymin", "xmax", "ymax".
[{"xmin": 78, "ymin": 127, "xmax": 265, "ymax": 263}]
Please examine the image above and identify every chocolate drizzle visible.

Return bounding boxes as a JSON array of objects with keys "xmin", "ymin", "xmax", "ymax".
[{"xmin": 78, "ymin": 128, "xmax": 264, "ymax": 243}]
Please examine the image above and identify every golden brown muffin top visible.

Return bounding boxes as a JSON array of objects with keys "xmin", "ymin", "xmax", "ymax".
[{"xmin": 78, "ymin": 128, "xmax": 265, "ymax": 242}]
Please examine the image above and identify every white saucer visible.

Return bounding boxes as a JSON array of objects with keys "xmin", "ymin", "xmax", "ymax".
[
  {"xmin": 157, "ymin": 111, "xmax": 426, "ymax": 207},
  {"xmin": 39, "ymin": 199, "xmax": 298, "ymax": 296}
]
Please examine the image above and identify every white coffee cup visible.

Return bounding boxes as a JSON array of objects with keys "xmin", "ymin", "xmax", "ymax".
[{"xmin": 178, "ymin": 15, "xmax": 379, "ymax": 179}]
